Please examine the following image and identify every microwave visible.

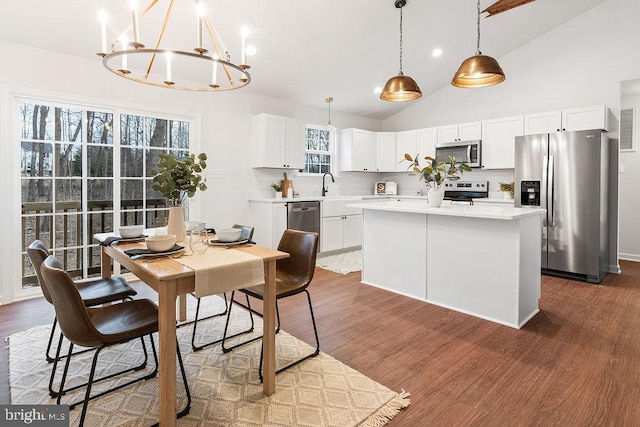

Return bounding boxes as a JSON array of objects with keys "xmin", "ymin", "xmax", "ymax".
[{"xmin": 435, "ymin": 140, "xmax": 481, "ymax": 168}]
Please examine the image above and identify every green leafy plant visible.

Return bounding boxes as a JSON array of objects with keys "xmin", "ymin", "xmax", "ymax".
[
  {"xmin": 403, "ymin": 153, "xmax": 471, "ymax": 189},
  {"xmin": 150, "ymin": 153, "xmax": 208, "ymax": 206},
  {"xmin": 270, "ymin": 182, "xmax": 282, "ymax": 192},
  {"xmin": 499, "ymin": 181, "xmax": 515, "ymax": 197}
]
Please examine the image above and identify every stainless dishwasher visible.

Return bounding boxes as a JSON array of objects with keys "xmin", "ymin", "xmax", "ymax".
[{"xmin": 287, "ymin": 201, "xmax": 321, "ymax": 237}]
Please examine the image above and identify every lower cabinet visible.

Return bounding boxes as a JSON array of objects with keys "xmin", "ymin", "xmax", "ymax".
[
  {"xmin": 249, "ymin": 201, "xmax": 287, "ymax": 249},
  {"xmin": 321, "ymin": 215, "xmax": 362, "ymax": 252}
]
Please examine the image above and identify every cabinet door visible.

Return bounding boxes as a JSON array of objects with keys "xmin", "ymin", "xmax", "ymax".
[
  {"xmin": 395, "ymin": 130, "xmax": 417, "ymax": 171},
  {"xmin": 351, "ymin": 129, "xmax": 376, "ymax": 171},
  {"xmin": 562, "ymin": 105, "xmax": 608, "ymax": 132},
  {"xmin": 481, "ymin": 116, "xmax": 524, "ymax": 169},
  {"xmin": 321, "ymin": 216, "xmax": 344, "ymax": 252},
  {"xmin": 253, "ymin": 114, "xmax": 287, "ymax": 168},
  {"xmin": 376, "ymin": 132, "xmax": 396, "ymax": 172},
  {"xmin": 416, "ymin": 127, "xmax": 438, "ymax": 159},
  {"xmin": 437, "ymin": 124, "xmax": 459, "ymax": 143},
  {"xmin": 458, "ymin": 121, "xmax": 482, "ymax": 141},
  {"xmin": 343, "ymin": 215, "xmax": 362, "ymax": 248},
  {"xmin": 524, "ymin": 110, "xmax": 562, "ymax": 135},
  {"xmin": 286, "ymin": 118, "xmax": 306, "ymax": 169},
  {"xmin": 361, "ymin": 130, "xmax": 377, "ymax": 171},
  {"xmin": 272, "ymin": 203, "xmax": 287, "ymax": 249}
]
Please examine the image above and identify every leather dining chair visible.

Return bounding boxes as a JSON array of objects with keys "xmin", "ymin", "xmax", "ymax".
[
  {"xmin": 190, "ymin": 224, "xmax": 256, "ymax": 351},
  {"xmin": 221, "ymin": 229, "xmax": 320, "ymax": 381},
  {"xmin": 40, "ymin": 255, "xmax": 191, "ymax": 426},
  {"xmin": 27, "ymin": 240, "xmax": 138, "ymax": 397}
]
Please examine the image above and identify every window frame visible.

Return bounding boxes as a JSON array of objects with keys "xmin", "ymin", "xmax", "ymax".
[{"xmin": 299, "ymin": 123, "xmax": 335, "ymax": 176}]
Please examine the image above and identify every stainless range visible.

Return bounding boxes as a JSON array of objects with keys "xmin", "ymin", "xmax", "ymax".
[{"xmin": 442, "ymin": 180, "xmax": 488, "ymax": 203}]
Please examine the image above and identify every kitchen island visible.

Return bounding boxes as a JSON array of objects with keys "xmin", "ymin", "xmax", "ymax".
[{"xmin": 347, "ymin": 200, "xmax": 546, "ymax": 329}]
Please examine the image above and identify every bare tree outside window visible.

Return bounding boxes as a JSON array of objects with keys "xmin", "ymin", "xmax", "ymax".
[{"xmin": 303, "ymin": 125, "xmax": 333, "ymax": 174}]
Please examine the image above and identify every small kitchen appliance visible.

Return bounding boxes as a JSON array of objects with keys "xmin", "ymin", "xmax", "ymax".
[{"xmin": 435, "ymin": 140, "xmax": 481, "ymax": 168}]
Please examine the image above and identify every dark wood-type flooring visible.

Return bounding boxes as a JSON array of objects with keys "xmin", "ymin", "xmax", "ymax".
[{"xmin": 2, "ymin": 261, "xmax": 640, "ymax": 425}]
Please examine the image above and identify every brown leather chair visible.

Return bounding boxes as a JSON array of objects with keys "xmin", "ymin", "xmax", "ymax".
[
  {"xmin": 27, "ymin": 240, "xmax": 137, "ymax": 372},
  {"xmin": 221, "ymin": 229, "xmax": 320, "ymax": 381},
  {"xmin": 190, "ymin": 224, "xmax": 255, "ymax": 351},
  {"xmin": 40, "ymin": 255, "xmax": 191, "ymax": 426}
]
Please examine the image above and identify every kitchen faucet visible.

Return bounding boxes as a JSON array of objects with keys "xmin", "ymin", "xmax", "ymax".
[{"xmin": 322, "ymin": 172, "xmax": 335, "ymax": 197}]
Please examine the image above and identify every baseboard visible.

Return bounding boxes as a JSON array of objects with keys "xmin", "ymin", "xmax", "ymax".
[{"xmin": 619, "ymin": 253, "xmax": 640, "ymax": 263}]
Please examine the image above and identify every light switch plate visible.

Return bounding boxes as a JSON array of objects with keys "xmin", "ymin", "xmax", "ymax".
[{"xmin": 209, "ymin": 169, "xmax": 224, "ymax": 179}]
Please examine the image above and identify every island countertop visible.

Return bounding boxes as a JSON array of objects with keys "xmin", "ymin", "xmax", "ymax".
[{"xmin": 347, "ymin": 200, "xmax": 545, "ymax": 220}]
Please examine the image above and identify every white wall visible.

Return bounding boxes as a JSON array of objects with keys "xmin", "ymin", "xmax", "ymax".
[
  {"xmin": 0, "ymin": 40, "xmax": 381, "ymax": 303},
  {"xmin": 383, "ymin": 0, "xmax": 640, "ymax": 262},
  {"xmin": 620, "ymin": 92, "xmax": 640, "ymax": 260}
]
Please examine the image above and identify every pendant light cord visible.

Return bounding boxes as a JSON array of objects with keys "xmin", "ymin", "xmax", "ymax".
[
  {"xmin": 399, "ymin": 6, "xmax": 404, "ymax": 74},
  {"xmin": 476, "ymin": 0, "xmax": 482, "ymax": 55}
]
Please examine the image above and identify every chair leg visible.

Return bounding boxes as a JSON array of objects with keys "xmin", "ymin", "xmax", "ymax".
[
  {"xmin": 46, "ymin": 317, "xmax": 58, "ymax": 363},
  {"xmin": 221, "ymin": 292, "xmax": 260, "ymax": 353},
  {"xmin": 179, "ymin": 292, "xmax": 229, "ymax": 330},
  {"xmin": 192, "ymin": 292, "xmax": 254, "ymax": 352},
  {"xmin": 259, "ymin": 290, "xmax": 320, "ymax": 382},
  {"xmin": 49, "ymin": 332, "xmax": 65, "ymax": 397},
  {"xmin": 175, "ymin": 338, "xmax": 192, "ymax": 419}
]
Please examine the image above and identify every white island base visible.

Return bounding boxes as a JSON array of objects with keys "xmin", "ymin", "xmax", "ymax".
[{"xmin": 350, "ymin": 202, "xmax": 545, "ymax": 329}]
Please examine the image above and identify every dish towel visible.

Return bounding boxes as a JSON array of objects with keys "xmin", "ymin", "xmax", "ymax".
[{"xmin": 175, "ymin": 247, "xmax": 265, "ymax": 297}]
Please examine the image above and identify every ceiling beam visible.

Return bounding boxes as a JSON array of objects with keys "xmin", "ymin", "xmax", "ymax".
[{"xmin": 483, "ymin": 0, "xmax": 536, "ymax": 17}]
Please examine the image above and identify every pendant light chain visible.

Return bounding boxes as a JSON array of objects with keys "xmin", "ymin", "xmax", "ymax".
[
  {"xmin": 399, "ymin": 6, "xmax": 404, "ymax": 74},
  {"xmin": 476, "ymin": 0, "xmax": 482, "ymax": 55}
]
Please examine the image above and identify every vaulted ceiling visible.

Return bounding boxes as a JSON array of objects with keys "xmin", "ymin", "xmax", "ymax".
[{"xmin": 0, "ymin": 0, "xmax": 608, "ymax": 120}]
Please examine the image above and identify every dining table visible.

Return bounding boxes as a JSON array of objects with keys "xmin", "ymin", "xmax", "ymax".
[{"xmin": 95, "ymin": 232, "xmax": 289, "ymax": 426}]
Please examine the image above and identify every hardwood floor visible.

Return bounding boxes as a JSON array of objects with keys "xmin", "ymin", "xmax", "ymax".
[{"xmin": 2, "ymin": 262, "xmax": 640, "ymax": 425}]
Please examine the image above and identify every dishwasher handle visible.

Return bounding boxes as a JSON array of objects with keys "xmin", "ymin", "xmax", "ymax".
[{"xmin": 289, "ymin": 206, "xmax": 318, "ymax": 213}]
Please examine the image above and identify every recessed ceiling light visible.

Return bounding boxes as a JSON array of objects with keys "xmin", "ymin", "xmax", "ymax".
[
  {"xmin": 374, "ymin": 87, "xmax": 382, "ymax": 94},
  {"xmin": 432, "ymin": 48, "xmax": 443, "ymax": 57}
]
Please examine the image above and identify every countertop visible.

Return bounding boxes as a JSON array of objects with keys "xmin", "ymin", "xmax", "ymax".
[
  {"xmin": 346, "ymin": 200, "xmax": 545, "ymax": 220},
  {"xmin": 249, "ymin": 195, "xmax": 515, "ymax": 204}
]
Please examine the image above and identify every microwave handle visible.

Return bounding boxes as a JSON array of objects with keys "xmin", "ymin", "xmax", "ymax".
[{"xmin": 467, "ymin": 145, "xmax": 471, "ymax": 163}]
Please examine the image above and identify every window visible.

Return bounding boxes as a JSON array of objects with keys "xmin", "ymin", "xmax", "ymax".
[
  {"xmin": 302, "ymin": 124, "xmax": 333, "ymax": 174},
  {"xmin": 19, "ymin": 99, "xmax": 193, "ymax": 292}
]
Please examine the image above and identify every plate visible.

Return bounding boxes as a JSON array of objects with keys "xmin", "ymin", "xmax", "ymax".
[
  {"xmin": 208, "ymin": 239, "xmax": 249, "ymax": 246},
  {"xmin": 115, "ymin": 235, "xmax": 147, "ymax": 243},
  {"xmin": 129, "ymin": 247, "xmax": 185, "ymax": 259}
]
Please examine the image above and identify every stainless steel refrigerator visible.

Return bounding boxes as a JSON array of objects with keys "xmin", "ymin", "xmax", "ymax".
[{"xmin": 515, "ymin": 129, "xmax": 610, "ymax": 283}]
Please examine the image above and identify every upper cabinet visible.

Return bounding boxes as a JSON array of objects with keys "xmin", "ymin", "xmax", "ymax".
[
  {"xmin": 437, "ymin": 121, "xmax": 482, "ymax": 143},
  {"xmin": 252, "ymin": 113, "xmax": 305, "ymax": 169},
  {"xmin": 395, "ymin": 130, "xmax": 417, "ymax": 171},
  {"xmin": 481, "ymin": 115, "xmax": 524, "ymax": 170},
  {"xmin": 416, "ymin": 127, "xmax": 438, "ymax": 158},
  {"xmin": 339, "ymin": 128, "xmax": 376, "ymax": 172},
  {"xmin": 376, "ymin": 132, "xmax": 396, "ymax": 172},
  {"xmin": 524, "ymin": 105, "xmax": 609, "ymax": 135}
]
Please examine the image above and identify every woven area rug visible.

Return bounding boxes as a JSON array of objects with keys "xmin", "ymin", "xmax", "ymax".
[
  {"xmin": 8, "ymin": 295, "xmax": 409, "ymax": 426},
  {"xmin": 316, "ymin": 250, "xmax": 362, "ymax": 275}
]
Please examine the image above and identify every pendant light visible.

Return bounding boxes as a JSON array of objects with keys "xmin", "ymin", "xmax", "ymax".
[
  {"xmin": 380, "ymin": 0, "xmax": 422, "ymax": 102},
  {"xmin": 451, "ymin": 0, "xmax": 506, "ymax": 88},
  {"xmin": 326, "ymin": 97, "xmax": 336, "ymax": 131}
]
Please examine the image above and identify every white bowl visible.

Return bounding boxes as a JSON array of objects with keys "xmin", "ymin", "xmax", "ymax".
[
  {"xmin": 145, "ymin": 234, "xmax": 176, "ymax": 252},
  {"xmin": 216, "ymin": 228, "xmax": 241, "ymax": 242},
  {"xmin": 185, "ymin": 221, "xmax": 206, "ymax": 232},
  {"xmin": 119, "ymin": 225, "xmax": 144, "ymax": 239}
]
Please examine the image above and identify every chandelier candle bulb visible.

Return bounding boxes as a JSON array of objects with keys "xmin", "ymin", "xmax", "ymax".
[
  {"xmin": 241, "ymin": 25, "xmax": 249, "ymax": 65},
  {"xmin": 130, "ymin": 0, "xmax": 140, "ymax": 45},
  {"xmin": 165, "ymin": 52, "xmax": 173, "ymax": 84},
  {"xmin": 119, "ymin": 37, "xmax": 128, "ymax": 73},
  {"xmin": 98, "ymin": 10, "xmax": 107, "ymax": 55},
  {"xmin": 196, "ymin": 3, "xmax": 205, "ymax": 52},
  {"xmin": 210, "ymin": 61, "xmax": 219, "ymax": 88}
]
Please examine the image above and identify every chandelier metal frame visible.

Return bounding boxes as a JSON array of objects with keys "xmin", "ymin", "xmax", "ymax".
[{"xmin": 97, "ymin": 0, "xmax": 251, "ymax": 92}]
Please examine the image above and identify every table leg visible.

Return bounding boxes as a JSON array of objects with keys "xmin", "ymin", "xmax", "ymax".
[
  {"xmin": 158, "ymin": 283, "xmax": 178, "ymax": 426},
  {"xmin": 101, "ymin": 247, "xmax": 110, "ymax": 279},
  {"xmin": 262, "ymin": 259, "xmax": 276, "ymax": 395}
]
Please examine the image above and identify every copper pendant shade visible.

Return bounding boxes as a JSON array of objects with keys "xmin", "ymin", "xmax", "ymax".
[
  {"xmin": 451, "ymin": 54, "xmax": 505, "ymax": 88},
  {"xmin": 380, "ymin": 0, "xmax": 422, "ymax": 102},
  {"xmin": 452, "ymin": 0, "xmax": 506, "ymax": 88}
]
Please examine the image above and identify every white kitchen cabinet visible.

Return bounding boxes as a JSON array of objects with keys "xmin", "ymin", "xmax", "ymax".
[
  {"xmin": 524, "ymin": 105, "xmax": 609, "ymax": 134},
  {"xmin": 416, "ymin": 127, "xmax": 438, "ymax": 158},
  {"xmin": 481, "ymin": 115, "xmax": 524, "ymax": 169},
  {"xmin": 249, "ymin": 201, "xmax": 287, "ymax": 249},
  {"xmin": 320, "ymin": 198, "xmax": 362, "ymax": 252},
  {"xmin": 395, "ymin": 130, "xmax": 417, "ymax": 171},
  {"xmin": 437, "ymin": 121, "xmax": 482, "ymax": 143},
  {"xmin": 252, "ymin": 113, "xmax": 305, "ymax": 169},
  {"xmin": 376, "ymin": 132, "xmax": 396, "ymax": 172},
  {"xmin": 339, "ymin": 128, "xmax": 376, "ymax": 172}
]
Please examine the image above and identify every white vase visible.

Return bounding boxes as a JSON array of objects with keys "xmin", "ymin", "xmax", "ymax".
[
  {"xmin": 427, "ymin": 186, "xmax": 444, "ymax": 208},
  {"xmin": 275, "ymin": 191, "xmax": 282, "ymax": 199},
  {"xmin": 167, "ymin": 206, "xmax": 186, "ymax": 243},
  {"xmin": 503, "ymin": 192, "xmax": 514, "ymax": 200}
]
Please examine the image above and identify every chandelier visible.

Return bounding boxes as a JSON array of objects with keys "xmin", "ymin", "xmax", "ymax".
[{"xmin": 97, "ymin": 1, "xmax": 252, "ymax": 91}]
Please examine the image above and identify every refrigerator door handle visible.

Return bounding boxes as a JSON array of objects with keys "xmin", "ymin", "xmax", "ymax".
[
  {"xmin": 542, "ymin": 155, "xmax": 549, "ymax": 227},
  {"xmin": 548, "ymin": 155, "xmax": 555, "ymax": 227}
]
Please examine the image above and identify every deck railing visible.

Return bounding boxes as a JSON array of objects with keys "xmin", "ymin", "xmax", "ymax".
[{"xmin": 21, "ymin": 199, "xmax": 168, "ymax": 285}]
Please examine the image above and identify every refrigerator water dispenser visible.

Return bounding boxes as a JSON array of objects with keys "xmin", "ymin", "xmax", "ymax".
[{"xmin": 520, "ymin": 181, "xmax": 540, "ymax": 206}]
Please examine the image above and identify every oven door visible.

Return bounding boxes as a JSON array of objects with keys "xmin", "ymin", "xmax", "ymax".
[{"xmin": 435, "ymin": 141, "xmax": 481, "ymax": 168}]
